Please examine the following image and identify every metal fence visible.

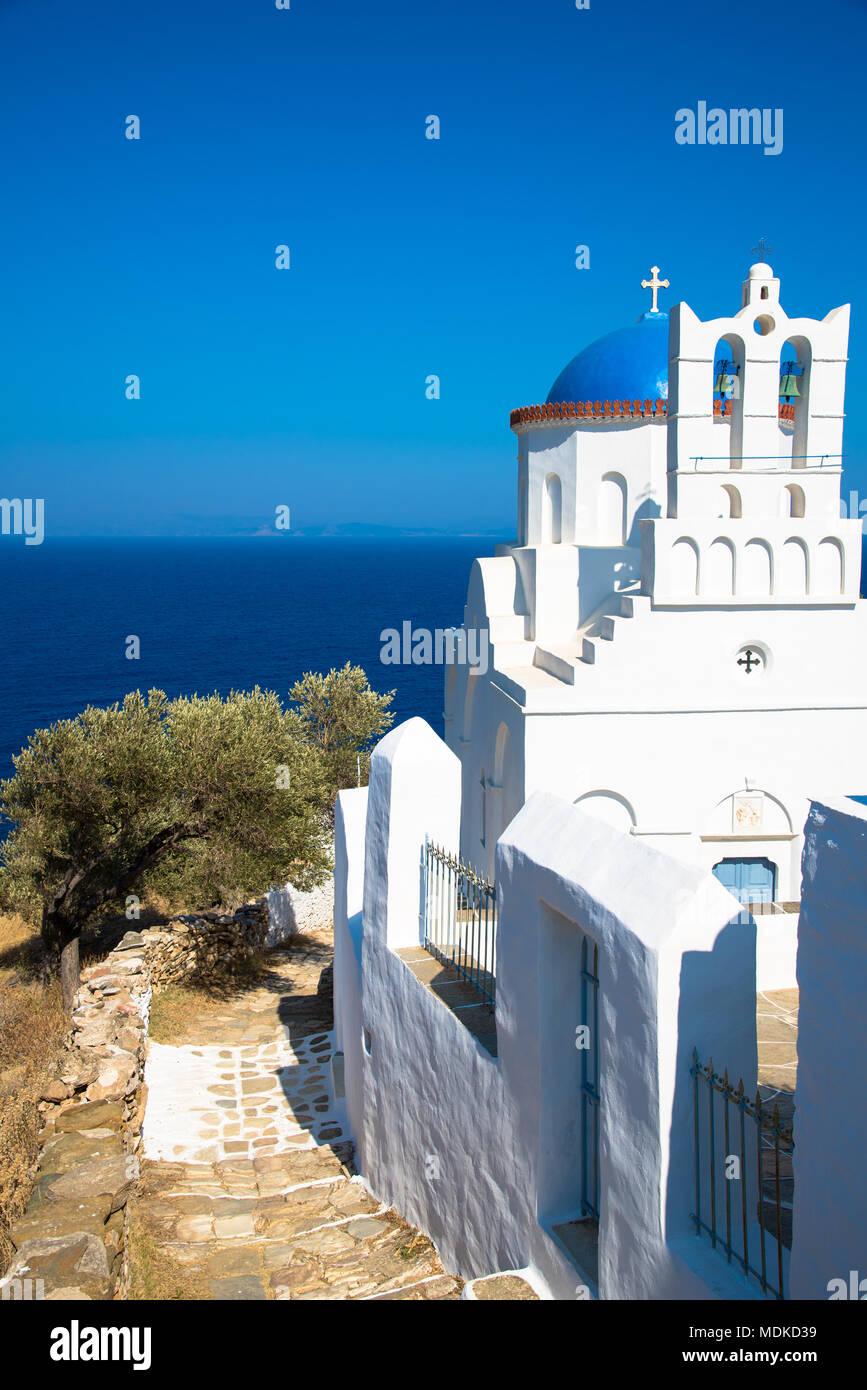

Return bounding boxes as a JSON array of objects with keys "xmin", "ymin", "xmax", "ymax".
[
  {"xmin": 690, "ymin": 1050, "xmax": 794, "ymax": 1300},
  {"xmin": 580, "ymin": 936, "xmax": 600, "ymax": 1221},
  {"xmin": 422, "ymin": 841, "xmax": 497, "ymax": 1005}
]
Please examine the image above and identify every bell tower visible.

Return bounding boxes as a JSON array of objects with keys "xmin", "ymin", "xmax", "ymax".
[{"xmin": 645, "ymin": 263, "xmax": 859, "ymax": 605}]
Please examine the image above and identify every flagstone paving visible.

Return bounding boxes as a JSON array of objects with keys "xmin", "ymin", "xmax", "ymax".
[
  {"xmin": 132, "ymin": 934, "xmax": 462, "ymax": 1300},
  {"xmin": 756, "ymin": 989, "xmax": 798, "ymax": 1249},
  {"xmin": 757, "ymin": 988, "xmax": 798, "ymax": 1123}
]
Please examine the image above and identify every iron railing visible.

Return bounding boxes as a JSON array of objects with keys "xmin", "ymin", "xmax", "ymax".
[
  {"xmin": 690, "ymin": 1050, "xmax": 794, "ymax": 1300},
  {"xmin": 580, "ymin": 936, "xmax": 600, "ymax": 1220},
  {"xmin": 422, "ymin": 841, "xmax": 497, "ymax": 1005}
]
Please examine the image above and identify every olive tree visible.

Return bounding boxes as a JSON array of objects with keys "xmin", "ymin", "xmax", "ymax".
[{"xmin": 0, "ymin": 687, "xmax": 329, "ymax": 1010}]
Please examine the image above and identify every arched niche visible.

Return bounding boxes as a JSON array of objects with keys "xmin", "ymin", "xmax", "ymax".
[
  {"xmin": 490, "ymin": 721, "xmax": 514, "ymax": 848},
  {"xmin": 573, "ymin": 790, "xmax": 636, "ymax": 835},
  {"xmin": 462, "ymin": 667, "xmax": 478, "ymax": 741},
  {"xmin": 781, "ymin": 482, "xmax": 806, "ymax": 519},
  {"xmin": 782, "ymin": 335, "xmax": 813, "ymax": 465},
  {"xmin": 599, "ymin": 472, "xmax": 627, "ymax": 545},
  {"xmin": 671, "ymin": 536, "xmax": 700, "ymax": 596},
  {"xmin": 779, "ymin": 537, "xmax": 809, "ymax": 596},
  {"xmin": 493, "ymin": 721, "xmax": 510, "ymax": 786},
  {"xmin": 703, "ymin": 788, "xmax": 793, "ymax": 838},
  {"xmin": 815, "ymin": 536, "xmax": 844, "ymax": 595},
  {"xmin": 719, "ymin": 484, "xmax": 742, "ymax": 519},
  {"xmin": 741, "ymin": 538, "xmax": 773, "ymax": 597},
  {"xmin": 706, "ymin": 537, "xmax": 736, "ymax": 596},
  {"xmin": 713, "ymin": 333, "xmax": 746, "ymax": 465},
  {"xmin": 542, "ymin": 473, "xmax": 562, "ymax": 544}
]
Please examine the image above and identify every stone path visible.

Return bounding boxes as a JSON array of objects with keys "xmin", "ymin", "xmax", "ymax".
[
  {"xmin": 757, "ymin": 988, "xmax": 798, "ymax": 1249},
  {"xmin": 757, "ymin": 988, "xmax": 798, "ymax": 1114},
  {"xmin": 132, "ymin": 934, "xmax": 462, "ymax": 1300}
]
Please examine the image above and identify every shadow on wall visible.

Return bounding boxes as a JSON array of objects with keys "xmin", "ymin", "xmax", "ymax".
[
  {"xmin": 267, "ymin": 884, "xmax": 300, "ymax": 944},
  {"xmin": 266, "ymin": 878, "xmax": 335, "ymax": 947},
  {"xmin": 667, "ymin": 911, "xmax": 759, "ymax": 1256},
  {"xmin": 626, "ymin": 494, "xmax": 661, "ymax": 549}
]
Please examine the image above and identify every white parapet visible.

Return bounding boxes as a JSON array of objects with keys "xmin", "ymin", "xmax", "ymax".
[
  {"xmin": 790, "ymin": 795, "xmax": 867, "ymax": 1300},
  {"xmin": 335, "ymin": 715, "xmax": 765, "ymax": 1299}
]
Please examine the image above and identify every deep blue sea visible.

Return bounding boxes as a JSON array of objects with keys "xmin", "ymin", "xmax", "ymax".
[
  {"xmin": 0, "ymin": 534, "xmax": 864, "ymax": 793},
  {"xmin": 0, "ymin": 538, "xmax": 497, "ymax": 784}
]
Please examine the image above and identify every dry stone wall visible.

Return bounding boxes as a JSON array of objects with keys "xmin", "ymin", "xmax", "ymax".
[
  {"xmin": 0, "ymin": 898, "xmax": 279, "ymax": 1300},
  {"xmin": 143, "ymin": 903, "xmax": 269, "ymax": 990},
  {"xmin": 0, "ymin": 929, "xmax": 148, "ymax": 1300}
]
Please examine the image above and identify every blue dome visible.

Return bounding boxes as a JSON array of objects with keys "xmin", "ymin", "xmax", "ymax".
[{"xmin": 546, "ymin": 310, "xmax": 669, "ymax": 405}]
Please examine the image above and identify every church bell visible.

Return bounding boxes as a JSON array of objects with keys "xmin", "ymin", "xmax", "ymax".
[
  {"xmin": 779, "ymin": 360, "xmax": 802, "ymax": 400},
  {"xmin": 714, "ymin": 359, "xmax": 739, "ymax": 397}
]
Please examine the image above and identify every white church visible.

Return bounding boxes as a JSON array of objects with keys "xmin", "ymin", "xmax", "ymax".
[
  {"xmin": 445, "ymin": 261, "xmax": 865, "ymax": 908},
  {"xmin": 332, "ymin": 261, "xmax": 867, "ymax": 1301}
]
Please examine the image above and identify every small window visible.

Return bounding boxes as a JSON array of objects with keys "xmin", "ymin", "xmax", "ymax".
[{"xmin": 761, "ymin": 286, "xmax": 769, "ymax": 300}]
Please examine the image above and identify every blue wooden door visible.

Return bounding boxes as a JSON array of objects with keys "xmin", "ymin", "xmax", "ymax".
[{"xmin": 713, "ymin": 857, "xmax": 776, "ymax": 905}]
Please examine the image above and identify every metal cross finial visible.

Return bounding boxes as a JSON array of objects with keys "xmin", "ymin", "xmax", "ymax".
[
  {"xmin": 751, "ymin": 236, "xmax": 773, "ymax": 261},
  {"xmin": 641, "ymin": 265, "xmax": 669, "ymax": 313},
  {"xmin": 737, "ymin": 648, "xmax": 761, "ymax": 674}
]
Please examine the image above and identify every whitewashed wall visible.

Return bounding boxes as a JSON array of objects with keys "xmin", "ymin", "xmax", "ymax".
[
  {"xmin": 332, "ymin": 789, "xmax": 367, "ymax": 1142},
  {"xmin": 450, "ymin": 598, "xmax": 867, "ymax": 900},
  {"xmin": 335, "ymin": 717, "xmax": 766, "ymax": 1299},
  {"xmin": 790, "ymin": 796, "xmax": 867, "ymax": 1299},
  {"xmin": 265, "ymin": 874, "xmax": 334, "ymax": 946}
]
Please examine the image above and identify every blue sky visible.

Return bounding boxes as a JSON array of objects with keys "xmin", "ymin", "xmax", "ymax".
[{"xmin": 1, "ymin": 0, "xmax": 865, "ymax": 536}]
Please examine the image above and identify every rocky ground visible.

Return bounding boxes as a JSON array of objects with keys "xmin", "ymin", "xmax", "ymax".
[{"xmin": 130, "ymin": 933, "xmax": 464, "ymax": 1300}]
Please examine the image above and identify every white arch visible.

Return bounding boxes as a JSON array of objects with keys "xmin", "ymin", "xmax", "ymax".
[
  {"xmin": 782, "ymin": 483, "xmax": 806, "ymax": 519},
  {"xmin": 741, "ymin": 538, "xmax": 773, "ymax": 596},
  {"xmin": 705, "ymin": 786, "xmax": 794, "ymax": 837},
  {"xmin": 706, "ymin": 537, "xmax": 736, "ymax": 596},
  {"xmin": 815, "ymin": 536, "xmax": 844, "ymax": 594},
  {"xmin": 573, "ymin": 790, "xmax": 636, "ymax": 834},
  {"xmin": 671, "ymin": 536, "xmax": 700, "ymax": 596},
  {"xmin": 720, "ymin": 484, "xmax": 742, "ymax": 519},
  {"xmin": 779, "ymin": 537, "xmax": 809, "ymax": 595},
  {"xmin": 599, "ymin": 472, "xmax": 628, "ymax": 545}
]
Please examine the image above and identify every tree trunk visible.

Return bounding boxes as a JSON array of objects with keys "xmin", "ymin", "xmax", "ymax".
[
  {"xmin": 58, "ymin": 928, "xmax": 80, "ymax": 1017},
  {"xmin": 47, "ymin": 913, "xmax": 81, "ymax": 1013},
  {"xmin": 59, "ymin": 928, "xmax": 80, "ymax": 1012}
]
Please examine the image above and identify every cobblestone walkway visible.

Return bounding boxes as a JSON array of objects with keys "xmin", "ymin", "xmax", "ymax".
[
  {"xmin": 132, "ymin": 934, "xmax": 461, "ymax": 1300},
  {"xmin": 757, "ymin": 989, "xmax": 798, "ymax": 1249}
]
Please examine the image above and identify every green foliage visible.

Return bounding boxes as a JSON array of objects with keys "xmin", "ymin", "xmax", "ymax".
[
  {"xmin": 0, "ymin": 687, "xmax": 329, "ymax": 940},
  {"xmin": 288, "ymin": 662, "xmax": 395, "ymax": 806},
  {"xmin": 0, "ymin": 665, "xmax": 394, "ymax": 973}
]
